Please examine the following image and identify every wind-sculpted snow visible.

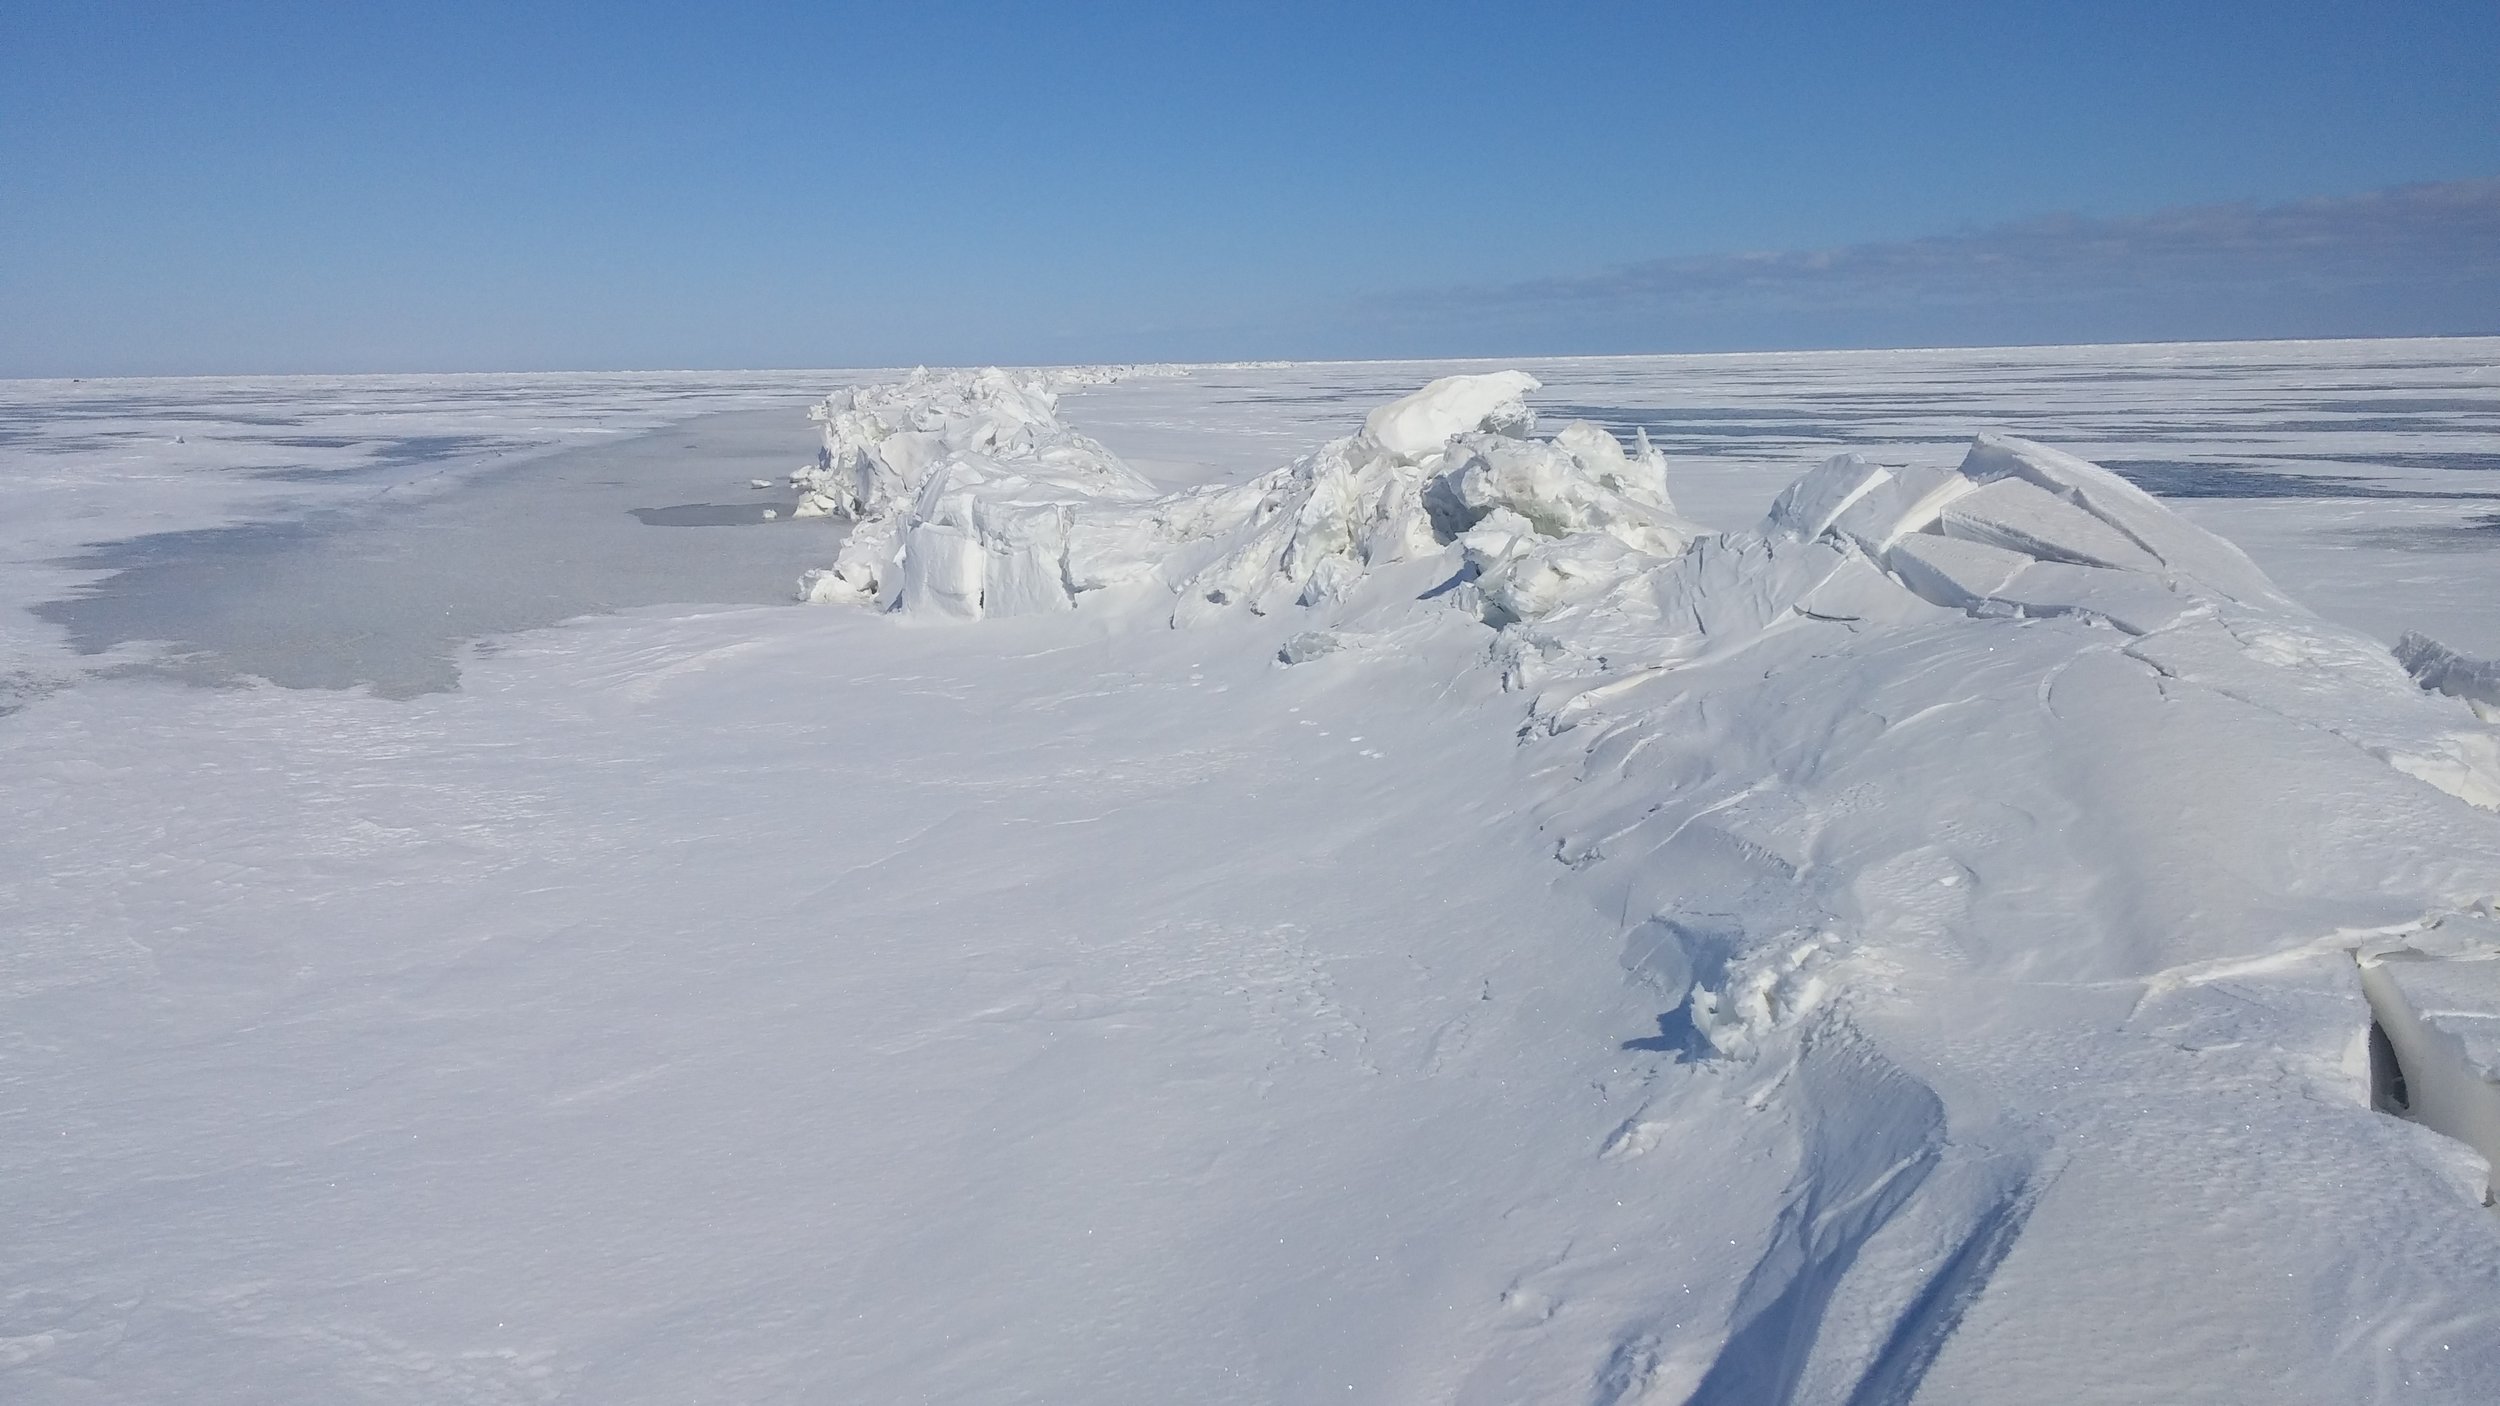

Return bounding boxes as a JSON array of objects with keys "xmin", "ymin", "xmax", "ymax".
[{"xmin": 794, "ymin": 365, "xmax": 2500, "ymax": 1400}]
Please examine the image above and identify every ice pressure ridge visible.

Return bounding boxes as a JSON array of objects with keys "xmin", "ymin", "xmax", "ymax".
[
  {"xmin": 790, "ymin": 359, "xmax": 2500, "ymax": 1027},
  {"xmin": 791, "ymin": 365, "xmax": 2500, "ymax": 809},
  {"xmin": 786, "ymin": 364, "xmax": 2500, "ymax": 811},
  {"xmin": 801, "ymin": 371, "xmax": 2500, "ymax": 1013},
  {"xmin": 787, "ymin": 362, "xmax": 2310, "ymax": 634},
  {"xmin": 791, "ymin": 366, "xmax": 1698, "ymax": 625},
  {"xmin": 786, "ymin": 366, "xmax": 2500, "ymax": 1391}
]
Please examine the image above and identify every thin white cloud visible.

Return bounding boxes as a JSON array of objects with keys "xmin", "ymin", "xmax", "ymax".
[{"xmin": 1368, "ymin": 180, "xmax": 2500, "ymax": 350}]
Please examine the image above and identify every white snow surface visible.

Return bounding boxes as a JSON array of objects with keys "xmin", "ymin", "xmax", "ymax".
[{"xmin": 7, "ymin": 344, "xmax": 2500, "ymax": 1404}]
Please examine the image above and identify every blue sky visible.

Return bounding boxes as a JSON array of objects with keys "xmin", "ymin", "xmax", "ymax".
[{"xmin": 4, "ymin": 1, "xmax": 2497, "ymax": 375}]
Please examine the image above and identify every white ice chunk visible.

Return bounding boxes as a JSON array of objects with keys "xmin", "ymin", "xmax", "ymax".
[
  {"xmin": 1436, "ymin": 434, "xmax": 1698, "ymax": 557},
  {"xmin": 1471, "ymin": 530, "xmax": 1653, "ymax": 625},
  {"xmin": 1170, "ymin": 437, "xmax": 1438, "ymax": 623},
  {"xmin": 791, "ymin": 368, "xmax": 1163, "ymax": 620},
  {"xmin": 1889, "ymin": 530, "xmax": 2199, "ymax": 633},
  {"xmin": 2363, "ymin": 952, "xmax": 2500, "ymax": 1199},
  {"xmin": 1361, "ymin": 372, "xmax": 1542, "ymax": 462},
  {"xmin": 1827, "ymin": 463, "xmax": 1979, "ymax": 554},
  {"xmin": 1884, "ymin": 533, "xmax": 2032, "ymax": 609},
  {"xmin": 1550, "ymin": 419, "xmax": 1674, "ymax": 508},
  {"xmin": 1762, "ymin": 453, "xmax": 1894, "ymax": 542},
  {"xmin": 1791, "ymin": 551, "xmax": 1954, "ymax": 627},
  {"xmin": 2396, "ymin": 631, "xmax": 2500, "ymax": 721},
  {"xmin": 971, "ymin": 500, "xmax": 1076, "ymax": 617},
  {"xmin": 1651, "ymin": 532, "xmax": 1850, "ymax": 642},
  {"xmin": 893, "ymin": 517, "xmax": 986, "ymax": 621}
]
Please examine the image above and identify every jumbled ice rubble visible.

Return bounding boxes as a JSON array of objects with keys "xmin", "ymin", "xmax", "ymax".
[
  {"xmin": 791, "ymin": 366, "xmax": 1700, "ymax": 628},
  {"xmin": 788, "ymin": 367, "xmax": 2500, "ymax": 1212},
  {"xmin": 787, "ymin": 365, "xmax": 2301, "ymax": 639}
]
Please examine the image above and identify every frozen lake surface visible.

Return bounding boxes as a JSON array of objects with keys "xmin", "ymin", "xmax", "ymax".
[
  {"xmin": 3, "ymin": 341, "xmax": 2498, "ymax": 1404},
  {"xmin": 35, "ymin": 407, "xmax": 840, "ymax": 697}
]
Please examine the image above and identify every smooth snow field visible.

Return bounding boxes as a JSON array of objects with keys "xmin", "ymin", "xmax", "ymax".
[{"xmin": 4, "ymin": 341, "xmax": 2499, "ymax": 1404}]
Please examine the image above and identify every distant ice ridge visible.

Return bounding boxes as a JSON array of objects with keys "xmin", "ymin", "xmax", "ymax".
[
  {"xmin": 790, "ymin": 367, "xmax": 1164, "ymax": 618},
  {"xmin": 793, "ymin": 363, "xmax": 2500, "ymax": 812},
  {"xmin": 794, "ymin": 365, "xmax": 1697, "ymax": 625}
]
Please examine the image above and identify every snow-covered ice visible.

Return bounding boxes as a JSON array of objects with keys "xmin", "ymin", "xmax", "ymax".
[{"xmin": 4, "ymin": 341, "xmax": 2500, "ymax": 1403}]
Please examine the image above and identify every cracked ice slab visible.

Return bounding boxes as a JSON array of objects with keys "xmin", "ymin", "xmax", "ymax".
[
  {"xmin": 1958, "ymin": 431, "xmax": 2290, "ymax": 604},
  {"xmin": 2363, "ymin": 929, "xmax": 2500, "ymax": 1195}
]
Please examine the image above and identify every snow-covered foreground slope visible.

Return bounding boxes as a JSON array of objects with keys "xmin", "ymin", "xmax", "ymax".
[{"xmin": 5, "ymin": 347, "xmax": 2500, "ymax": 1403}]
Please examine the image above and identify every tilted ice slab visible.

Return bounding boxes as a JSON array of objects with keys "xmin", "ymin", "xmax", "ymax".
[
  {"xmin": 2399, "ymin": 630, "xmax": 2500, "ymax": 722},
  {"xmin": 2363, "ymin": 912, "xmax": 2500, "ymax": 1201},
  {"xmin": 794, "ymin": 367, "xmax": 2500, "ymax": 1399}
]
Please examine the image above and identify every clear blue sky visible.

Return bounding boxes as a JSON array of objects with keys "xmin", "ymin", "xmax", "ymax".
[{"xmin": 5, "ymin": 0, "xmax": 2497, "ymax": 375}]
